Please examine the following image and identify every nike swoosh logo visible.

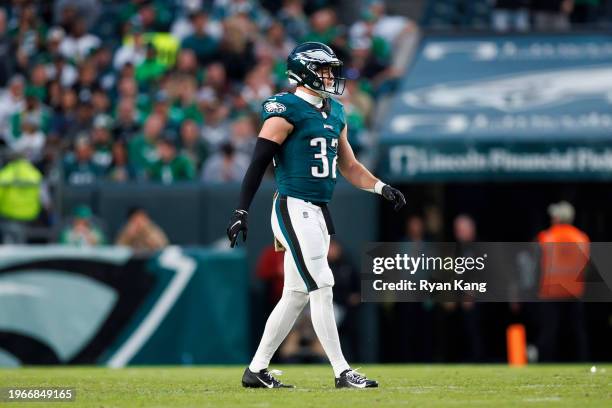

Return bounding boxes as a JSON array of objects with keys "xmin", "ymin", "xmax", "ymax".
[
  {"xmin": 347, "ymin": 380, "xmax": 367, "ymax": 388},
  {"xmin": 230, "ymin": 221, "xmax": 241, "ymax": 230},
  {"xmin": 257, "ymin": 377, "xmax": 274, "ymax": 388}
]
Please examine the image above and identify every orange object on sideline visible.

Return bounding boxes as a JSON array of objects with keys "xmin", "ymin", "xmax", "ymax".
[
  {"xmin": 507, "ymin": 324, "xmax": 527, "ymax": 366},
  {"xmin": 537, "ymin": 224, "xmax": 590, "ymax": 299}
]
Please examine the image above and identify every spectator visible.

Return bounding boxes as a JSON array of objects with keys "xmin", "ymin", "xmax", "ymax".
[
  {"xmin": 91, "ymin": 114, "xmax": 114, "ymax": 172},
  {"xmin": 91, "ymin": 88, "xmax": 111, "ymax": 116},
  {"xmin": 179, "ymin": 119, "xmax": 208, "ymax": 171},
  {"xmin": 113, "ymin": 26, "xmax": 147, "ymax": 71},
  {"xmin": 28, "ymin": 63, "xmax": 50, "ymax": 101},
  {"xmin": 0, "ymin": 154, "xmax": 43, "ymax": 225},
  {"xmin": 531, "ymin": 0, "xmax": 574, "ymax": 30},
  {"xmin": 59, "ymin": 19, "xmax": 101, "ymax": 63},
  {"xmin": 491, "ymin": 0, "xmax": 531, "ymax": 32},
  {"xmin": 165, "ymin": 76, "xmax": 203, "ymax": 128},
  {"xmin": 240, "ymin": 62, "xmax": 274, "ymax": 110},
  {"xmin": 201, "ymin": 142, "xmax": 249, "ymax": 182},
  {"xmin": 59, "ymin": 204, "xmax": 106, "ymax": 246},
  {"xmin": 92, "ymin": 45, "xmax": 117, "ymax": 91},
  {"xmin": 181, "ymin": 10, "xmax": 218, "ymax": 65},
  {"xmin": 128, "ymin": 114, "xmax": 164, "ymax": 177},
  {"xmin": 116, "ymin": 76, "xmax": 141, "ymax": 104},
  {"xmin": 351, "ymin": 0, "xmax": 415, "ymax": 49},
  {"xmin": 302, "ymin": 8, "xmax": 344, "ymax": 51},
  {"xmin": 171, "ymin": 2, "xmax": 223, "ymax": 42},
  {"xmin": 327, "ymin": 239, "xmax": 361, "ymax": 361},
  {"xmin": 126, "ymin": 0, "xmax": 173, "ymax": 33},
  {"xmin": 256, "ymin": 244, "xmax": 285, "ymax": 313},
  {"xmin": 115, "ymin": 206, "xmax": 169, "ymax": 251},
  {"xmin": 73, "ymin": 61, "xmax": 100, "ymax": 104},
  {"xmin": 107, "ymin": 141, "xmax": 135, "ymax": 182},
  {"xmin": 49, "ymin": 87, "xmax": 79, "ymax": 140},
  {"xmin": 46, "ymin": 54, "xmax": 78, "ymax": 88},
  {"xmin": 536, "ymin": 200, "xmax": 590, "ymax": 361},
  {"xmin": 113, "ymin": 98, "xmax": 140, "ymax": 142},
  {"xmin": 256, "ymin": 20, "xmax": 295, "ymax": 61},
  {"xmin": 277, "ymin": 0, "xmax": 309, "ymax": 42},
  {"xmin": 10, "ymin": 91, "xmax": 50, "ymax": 142},
  {"xmin": 63, "ymin": 135, "xmax": 104, "ymax": 185},
  {"xmin": 212, "ymin": 0, "xmax": 272, "ymax": 29},
  {"xmin": 135, "ymin": 44, "xmax": 167, "ymax": 90},
  {"xmin": 217, "ymin": 16, "xmax": 257, "ymax": 82},
  {"xmin": 73, "ymin": 100, "xmax": 96, "ymax": 136},
  {"xmin": 229, "ymin": 114, "xmax": 256, "ymax": 156},
  {"xmin": 13, "ymin": 4, "xmax": 46, "ymax": 73},
  {"xmin": 432, "ymin": 214, "xmax": 484, "ymax": 363},
  {"xmin": 11, "ymin": 114, "xmax": 45, "ymax": 165},
  {"xmin": 44, "ymin": 26, "xmax": 66, "ymax": 63},
  {"xmin": 174, "ymin": 48, "xmax": 200, "ymax": 79},
  {"xmin": 200, "ymin": 101, "xmax": 231, "ymax": 149},
  {"xmin": 149, "ymin": 137, "xmax": 195, "ymax": 183},
  {"xmin": 53, "ymin": 0, "xmax": 101, "ymax": 30},
  {"xmin": 199, "ymin": 61, "xmax": 230, "ymax": 102},
  {"xmin": 382, "ymin": 214, "xmax": 434, "ymax": 362},
  {"xmin": 0, "ymin": 8, "xmax": 12, "ymax": 87},
  {"xmin": 0, "ymin": 75, "xmax": 25, "ymax": 141}
]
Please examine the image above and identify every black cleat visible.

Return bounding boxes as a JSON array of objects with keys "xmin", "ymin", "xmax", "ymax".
[
  {"xmin": 335, "ymin": 368, "xmax": 379, "ymax": 389},
  {"xmin": 241, "ymin": 367, "xmax": 294, "ymax": 389}
]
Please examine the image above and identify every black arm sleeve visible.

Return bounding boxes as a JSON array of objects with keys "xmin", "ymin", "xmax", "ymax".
[{"xmin": 238, "ymin": 137, "xmax": 280, "ymax": 211}]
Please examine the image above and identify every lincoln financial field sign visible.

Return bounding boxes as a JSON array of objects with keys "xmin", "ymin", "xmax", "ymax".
[{"xmin": 379, "ymin": 34, "xmax": 612, "ymax": 181}]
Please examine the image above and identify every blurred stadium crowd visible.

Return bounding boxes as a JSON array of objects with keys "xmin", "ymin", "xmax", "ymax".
[
  {"xmin": 0, "ymin": 0, "xmax": 421, "ymax": 239},
  {"xmin": 0, "ymin": 0, "xmax": 413, "ymax": 188},
  {"xmin": 2, "ymin": 0, "xmax": 612, "ymax": 229}
]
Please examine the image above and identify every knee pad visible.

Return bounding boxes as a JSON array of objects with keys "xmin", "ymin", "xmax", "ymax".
[
  {"xmin": 310, "ymin": 286, "xmax": 333, "ymax": 305},
  {"xmin": 282, "ymin": 289, "xmax": 310, "ymax": 311}
]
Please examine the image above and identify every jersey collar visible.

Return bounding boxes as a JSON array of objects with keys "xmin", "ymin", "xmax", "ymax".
[{"xmin": 294, "ymin": 88, "xmax": 323, "ymax": 109}]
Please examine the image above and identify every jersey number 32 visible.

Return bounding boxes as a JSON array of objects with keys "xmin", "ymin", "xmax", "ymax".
[{"xmin": 310, "ymin": 137, "xmax": 338, "ymax": 179}]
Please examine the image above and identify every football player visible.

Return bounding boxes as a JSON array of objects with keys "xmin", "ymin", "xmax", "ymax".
[{"xmin": 227, "ymin": 42, "xmax": 405, "ymax": 389}]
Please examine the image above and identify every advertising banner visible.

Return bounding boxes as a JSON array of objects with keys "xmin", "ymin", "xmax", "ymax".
[{"xmin": 379, "ymin": 34, "xmax": 612, "ymax": 181}]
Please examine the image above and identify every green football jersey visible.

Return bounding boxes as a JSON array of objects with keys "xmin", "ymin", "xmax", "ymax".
[{"xmin": 261, "ymin": 92, "xmax": 346, "ymax": 203}]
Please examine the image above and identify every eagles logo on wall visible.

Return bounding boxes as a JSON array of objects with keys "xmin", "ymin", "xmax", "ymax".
[
  {"xmin": 0, "ymin": 246, "xmax": 248, "ymax": 367},
  {"xmin": 0, "ymin": 246, "xmax": 154, "ymax": 365}
]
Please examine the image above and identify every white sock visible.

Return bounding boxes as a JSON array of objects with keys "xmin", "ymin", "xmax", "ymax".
[
  {"xmin": 249, "ymin": 289, "xmax": 309, "ymax": 372},
  {"xmin": 309, "ymin": 286, "xmax": 351, "ymax": 377}
]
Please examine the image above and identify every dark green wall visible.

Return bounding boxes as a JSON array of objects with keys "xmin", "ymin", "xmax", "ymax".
[{"xmin": 61, "ymin": 180, "xmax": 378, "ymax": 271}]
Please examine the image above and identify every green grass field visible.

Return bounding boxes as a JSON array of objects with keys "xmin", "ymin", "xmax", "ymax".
[{"xmin": 1, "ymin": 365, "xmax": 610, "ymax": 407}]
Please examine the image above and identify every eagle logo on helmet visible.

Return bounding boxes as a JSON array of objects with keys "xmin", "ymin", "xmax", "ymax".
[
  {"xmin": 286, "ymin": 42, "xmax": 346, "ymax": 95},
  {"xmin": 294, "ymin": 49, "xmax": 338, "ymax": 64}
]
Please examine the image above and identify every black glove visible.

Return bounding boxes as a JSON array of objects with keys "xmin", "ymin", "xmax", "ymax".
[
  {"xmin": 381, "ymin": 185, "xmax": 406, "ymax": 211},
  {"xmin": 227, "ymin": 209, "xmax": 248, "ymax": 247}
]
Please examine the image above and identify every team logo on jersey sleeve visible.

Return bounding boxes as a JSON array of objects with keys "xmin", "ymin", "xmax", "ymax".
[{"xmin": 264, "ymin": 101, "xmax": 287, "ymax": 113}]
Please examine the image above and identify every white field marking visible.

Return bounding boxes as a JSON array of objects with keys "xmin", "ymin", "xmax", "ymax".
[
  {"xmin": 523, "ymin": 397, "xmax": 562, "ymax": 402},
  {"xmin": 107, "ymin": 246, "xmax": 195, "ymax": 367}
]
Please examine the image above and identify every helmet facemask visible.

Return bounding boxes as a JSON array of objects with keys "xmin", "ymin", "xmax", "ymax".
[
  {"xmin": 286, "ymin": 43, "xmax": 347, "ymax": 96},
  {"xmin": 305, "ymin": 61, "xmax": 346, "ymax": 96},
  {"xmin": 302, "ymin": 61, "xmax": 346, "ymax": 97}
]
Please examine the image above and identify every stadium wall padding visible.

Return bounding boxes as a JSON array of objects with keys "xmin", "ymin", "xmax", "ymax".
[{"xmin": 60, "ymin": 181, "xmax": 378, "ymax": 274}]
